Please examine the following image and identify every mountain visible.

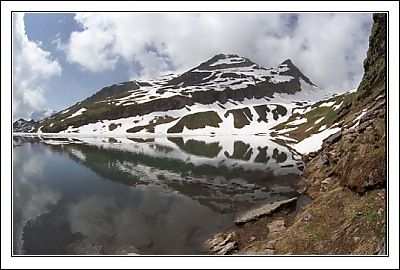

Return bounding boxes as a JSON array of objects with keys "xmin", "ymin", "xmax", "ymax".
[
  {"xmin": 13, "ymin": 118, "xmax": 36, "ymax": 133},
  {"xmin": 30, "ymin": 54, "xmax": 339, "ymax": 138},
  {"xmin": 30, "ymin": 108, "xmax": 55, "ymax": 122}
]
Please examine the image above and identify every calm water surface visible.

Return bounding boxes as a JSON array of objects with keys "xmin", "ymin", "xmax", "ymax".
[{"xmin": 13, "ymin": 135, "xmax": 303, "ymax": 255}]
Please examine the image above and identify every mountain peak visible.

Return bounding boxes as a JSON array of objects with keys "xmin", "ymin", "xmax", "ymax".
[
  {"xmin": 278, "ymin": 59, "xmax": 316, "ymax": 86},
  {"xmin": 281, "ymin": 59, "xmax": 294, "ymax": 65},
  {"xmin": 195, "ymin": 53, "xmax": 256, "ymax": 71}
]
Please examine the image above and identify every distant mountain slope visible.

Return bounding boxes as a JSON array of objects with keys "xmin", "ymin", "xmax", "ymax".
[{"xmin": 29, "ymin": 54, "xmax": 339, "ymax": 136}]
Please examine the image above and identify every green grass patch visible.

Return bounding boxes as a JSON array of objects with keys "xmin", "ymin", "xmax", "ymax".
[{"xmin": 167, "ymin": 111, "xmax": 222, "ymax": 133}]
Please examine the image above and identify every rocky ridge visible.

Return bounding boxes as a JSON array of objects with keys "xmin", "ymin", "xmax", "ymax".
[{"xmin": 19, "ymin": 53, "xmax": 338, "ymax": 137}]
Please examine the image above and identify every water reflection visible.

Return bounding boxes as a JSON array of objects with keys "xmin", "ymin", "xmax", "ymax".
[{"xmin": 13, "ymin": 135, "xmax": 303, "ymax": 255}]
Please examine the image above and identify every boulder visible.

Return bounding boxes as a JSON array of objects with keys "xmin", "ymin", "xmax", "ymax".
[{"xmin": 234, "ymin": 197, "xmax": 297, "ymax": 224}]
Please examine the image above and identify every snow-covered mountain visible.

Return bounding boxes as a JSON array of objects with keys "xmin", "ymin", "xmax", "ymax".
[
  {"xmin": 13, "ymin": 118, "xmax": 36, "ymax": 133},
  {"xmin": 28, "ymin": 53, "xmax": 348, "ymax": 145}
]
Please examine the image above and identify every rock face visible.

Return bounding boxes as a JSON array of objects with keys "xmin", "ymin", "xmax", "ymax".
[
  {"xmin": 234, "ymin": 197, "xmax": 297, "ymax": 224},
  {"xmin": 301, "ymin": 13, "xmax": 386, "ymax": 195}
]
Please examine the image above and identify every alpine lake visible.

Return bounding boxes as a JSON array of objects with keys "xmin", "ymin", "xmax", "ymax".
[{"xmin": 13, "ymin": 134, "xmax": 305, "ymax": 255}]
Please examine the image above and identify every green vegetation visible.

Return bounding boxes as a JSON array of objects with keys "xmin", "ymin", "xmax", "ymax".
[
  {"xmin": 271, "ymin": 93, "xmax": 353, "ymax": 142},
  {"xmin": 167, "ymin": 111, "xmax": 222, "ymax": 133},
  {"xmin": 224, "ymin": 108, "xmax": 252, "ymax": 128}
]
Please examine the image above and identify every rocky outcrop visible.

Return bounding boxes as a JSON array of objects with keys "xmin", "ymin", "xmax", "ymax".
[
  {"xmin": 205, "ymin": 232, "xmax": 238, "ymax": 255},
  {"xmin": 234, "ymin": 197, "xmax": 297, "ymax": 224},
  {"xmin": 300, "ymin": 13, "xmax": 386, "ymax": 195}
]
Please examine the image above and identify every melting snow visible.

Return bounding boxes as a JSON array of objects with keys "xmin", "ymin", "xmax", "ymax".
[
  {"xmin": 208, "ymin": 56, "xmax": 246, "ymax": 66},
  {"xmin": 291, "ymin": 127, "xmax": 341, "ymax": 154},
  {"xmin": 314, "ymin": 117, "xmax": 324, "ymax": 124},
  {"xmin": 352, "ymin": 109, "xmax": 368, "ymax": 126},
  {"xmin": 287, "ymin": 117, "xmax": 308, "ymax": 126},
  {"xmin": 66, "ymin": 108, "xmax": 87, "ymax": 119},
  {"xmin": 319, "ymin": 101, "xmax": 336, "ymax": 107},
  {"xmin": 332, "ymin": 101, "xmax": 343, "ymax": 111}
]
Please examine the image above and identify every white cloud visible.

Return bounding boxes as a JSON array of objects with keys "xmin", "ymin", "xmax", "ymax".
[
  {"xmin": 65, "ymin": 12, "xmax": 373, "ymax": 92},
  {"xmin": 13, "ymin": 13, "xmax": 61, "ymax": 121}
]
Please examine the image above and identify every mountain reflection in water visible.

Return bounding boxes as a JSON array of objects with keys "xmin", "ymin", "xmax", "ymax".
[{"xmin": 13, "ymin": 135, "xmax": 303, "ymax": 255}]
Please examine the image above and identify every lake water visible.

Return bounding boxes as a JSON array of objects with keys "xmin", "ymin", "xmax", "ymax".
[{"xmin": 12, "ymin": 135, "xmax": 303, "ymax": 255}]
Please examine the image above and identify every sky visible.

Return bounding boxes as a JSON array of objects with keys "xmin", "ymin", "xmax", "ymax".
[{"xmin": 11, "ymin": 11, "xmax": 375, "ymax": 121}]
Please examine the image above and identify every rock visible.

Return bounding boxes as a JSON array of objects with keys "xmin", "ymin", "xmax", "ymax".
[
  {"xmin": 303, "ymin": 214, "xmax": 315, "ymax": 222},
  {"xmin": 313, "ymin": 154, "xmax": 329, "ymax": 169},
  {"xmin": 322, "ymin": 130, "xmax": 342, "ymax": 148},
  {"xmin": 213, "ymin": 232, "xmax": 236, "ymax": 252},
  {"xmin": 263, "ymin": 239, "xmax": 278, "ymax": 249},
  {"xmin": 215, "ymin": 241, "xmax": 238, "ymax": 255},
  {"xmin": 234, "ymin": 197, "xmax": 297, "ymax": 224},
  {"xmin": 322, "ymin": 177, "xmax": 333, "ymax": 185},
  {"xmin": 205, "ymin": 233, "xmax": 225, "ymax": 249},
  {"xmin": 267, "ymin": 218, "xmax": 286, "ymax": 237},
  {"xmin": 250, "ymin": 236, "xmax": 256, "ymax": 242},
  {"xmin": 205, "ymin": 232, "xmax": 238, "ymax": 255}
]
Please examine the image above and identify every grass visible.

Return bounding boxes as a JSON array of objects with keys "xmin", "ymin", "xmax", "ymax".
[{"xmin": 167, "ymin": 111, "xmax": 222, "ymax": 133}]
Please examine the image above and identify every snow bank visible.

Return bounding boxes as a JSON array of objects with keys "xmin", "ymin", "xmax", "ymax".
[{"xmin": 291, "ymin": 127, "xmax": 341, "ymax": 154}]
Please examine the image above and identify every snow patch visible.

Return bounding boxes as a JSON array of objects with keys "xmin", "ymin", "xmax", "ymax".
[
  {"xmin": 352, "ymin": 109, "xmax": 368, "ymax": 126},
  {"xmin": 287, "ymin": 117, "xmax": 308, "ymax": 126},
  {"xmin": 319, "ymin": 101, "xmax": 336, "ymax": 107},
  {"xmin": 66, "ymin": 108, "xmax": 87, "ymax": 119},
  {"xmin": 332, "ymin": 101, "xmax": 343, "ymax": 111},
  {"xmin": 314, "ymin": 117, "xmax": 324, "ymax": 124},
  {"xmin": 291, "ymin": 127, "xmax": 341, "ymax": 154}
]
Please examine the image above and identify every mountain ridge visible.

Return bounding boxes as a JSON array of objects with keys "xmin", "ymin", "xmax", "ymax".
[{"xmin": 15, "ymin": 53, "xmax": 343, "ymax": 145}]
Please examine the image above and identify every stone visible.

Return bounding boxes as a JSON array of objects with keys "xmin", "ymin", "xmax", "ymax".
[
  {"xmin": 322, "ymin": 130, "xmax": 342, "ymax": 148},
  {"xmin": 303, "ymin": 214, "xmax": 315, "ymax": 222},
  {"xmin": 213, "ymin": 232, "xmax": 236, "ymax": 252},
  {"xmin": 263, "ymin": 239, "xmax": 277, "ymax": 249},
  {"xmin": 215, "ymin": 241, "xmax": 238, "ymax": 255},
  {"xmin": 322, "ymin": 177, "xmax": 333, "ymax": 185},
  {"xmin": 205, "ymin": 233, "xmax": 225, "ymax": 249},
  {"xmin": 267, "ymin": 218, "xmax": 286, "ymax": 237},
  {"xmin": 205, "ymin": 231, "xmax": 238, "ymax": 255},
  {"xmin": 234, "ymin": 197, "xmax": 297, "ymax": 224}
]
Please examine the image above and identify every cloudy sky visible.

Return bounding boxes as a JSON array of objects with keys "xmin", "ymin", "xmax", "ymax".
[{"xmin": 10, "ymin": 11, "xmax": 376, "ymax": 121}]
